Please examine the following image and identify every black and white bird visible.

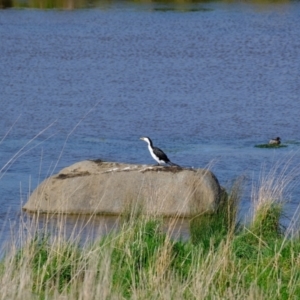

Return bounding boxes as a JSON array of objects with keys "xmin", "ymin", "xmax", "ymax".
[
  {"xmin": 269, "ymin": 137, "xmax": 281, "ymax": 145},
  {"xmin": 140, "ymin": 137, "xmax": 180, "ymax": 167}
]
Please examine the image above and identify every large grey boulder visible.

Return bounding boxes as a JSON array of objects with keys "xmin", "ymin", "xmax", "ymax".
[{"xmin": 23, "ymin": 160, "xmax": 222, "ymax": 217}]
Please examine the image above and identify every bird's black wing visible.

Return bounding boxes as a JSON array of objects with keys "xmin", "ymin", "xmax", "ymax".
[{"xmin": 153, "ymin": 147, "xmax": 170, "ymax": 163}]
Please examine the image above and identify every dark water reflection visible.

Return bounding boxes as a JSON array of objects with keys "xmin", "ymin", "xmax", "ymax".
[
  {"xmin": 1, "ymin": 1, "xmax": 300, "ymax": 244},
  {"xmin": 0, "ymin": 0, "xmax": 295, "ymax": 10},
  {"xmin": 17, "ymin": 213, "xmax": 190, "ymax": 246}
]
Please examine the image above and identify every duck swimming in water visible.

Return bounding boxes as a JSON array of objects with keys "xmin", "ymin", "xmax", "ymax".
[{"xmin": 269, "ymin": 137, "xmax": 281, "ymax": 145}]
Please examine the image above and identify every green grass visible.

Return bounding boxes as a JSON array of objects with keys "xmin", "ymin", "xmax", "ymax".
[
  {"xmin": 1, "ymin": 209, "xmax": 300, "ymax": 299},
  {"xmin": 1, "ymin": 165, "xmax": 300, "ymax": 299}
]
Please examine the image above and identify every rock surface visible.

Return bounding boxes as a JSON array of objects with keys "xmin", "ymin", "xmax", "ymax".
[{"xmin": 23, "ymin": 160, "xmax": 222, "ymax": 217}]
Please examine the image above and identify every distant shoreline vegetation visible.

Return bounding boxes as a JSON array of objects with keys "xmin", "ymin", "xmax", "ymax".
[{"xmin": 0, "ymin": 0, "xmax": 293, "ymax": 10}]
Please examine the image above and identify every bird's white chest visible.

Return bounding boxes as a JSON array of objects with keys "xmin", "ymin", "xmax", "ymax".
[{"xmin": 148, "ymin": 145, "xmax": 162, "ymax": 164}]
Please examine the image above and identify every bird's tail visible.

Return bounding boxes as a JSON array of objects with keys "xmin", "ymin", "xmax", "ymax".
[{"xmin": 168, "ymin": 161, "xmax": 181, "ymax": 168}]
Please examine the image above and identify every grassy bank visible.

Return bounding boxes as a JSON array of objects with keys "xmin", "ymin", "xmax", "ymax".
[{"xmin": 1, "ymin": 168, "xmax": 300, "ymax": 299}]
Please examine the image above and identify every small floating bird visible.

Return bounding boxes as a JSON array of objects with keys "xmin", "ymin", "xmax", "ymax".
[
  {"xmin": 140, "ymin": 137, "xmax": 180, "ymax": 167},
  {"xmin": 269, "ymin": 137, "xmax": 281, "ymax": 145}
]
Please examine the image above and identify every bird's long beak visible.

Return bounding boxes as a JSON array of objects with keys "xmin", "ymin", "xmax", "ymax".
[{"xmin": 139, "ymin": 137, "xmax": 144, "ymax": 141}]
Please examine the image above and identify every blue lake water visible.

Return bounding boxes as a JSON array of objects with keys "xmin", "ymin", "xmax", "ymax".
[{"xmin": 1, "ymin": 1, "xmax": 300, "ymax": 243}]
